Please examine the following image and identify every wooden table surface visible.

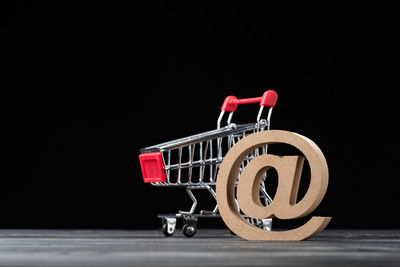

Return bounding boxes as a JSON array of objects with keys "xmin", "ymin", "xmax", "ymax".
[{"xmin": 0, "ymin": 229, "xmax": 399, "ymax": 266}]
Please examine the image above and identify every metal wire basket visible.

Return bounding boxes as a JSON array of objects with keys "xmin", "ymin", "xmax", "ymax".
[{"xmin": 139, "ymin": 90, "xmax": 278, "ymax": 237}]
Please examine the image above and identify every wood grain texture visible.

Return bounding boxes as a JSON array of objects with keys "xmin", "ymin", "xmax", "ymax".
[{"xmin": 216, "ymin": 130, "xmax": 330, "ymax": 240}]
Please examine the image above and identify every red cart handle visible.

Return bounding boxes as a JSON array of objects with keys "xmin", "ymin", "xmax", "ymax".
[{"xmin": 221, "ymin": 90, "xmax": 278, "ymax": 112}]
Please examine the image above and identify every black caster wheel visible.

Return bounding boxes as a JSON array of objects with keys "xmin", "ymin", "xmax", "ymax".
[{"xmin": 182, "ymin": 224, "xmax": 197, "ymax": 237}]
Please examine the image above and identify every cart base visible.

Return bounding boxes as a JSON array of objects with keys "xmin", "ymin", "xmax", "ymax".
[
  {"xmin": 157, "ymin": 214, "xmax": 271, "ymax": 237},
  {"xmin": 158, "ymin": 213, "xmax": 221, "ymax": 237}
]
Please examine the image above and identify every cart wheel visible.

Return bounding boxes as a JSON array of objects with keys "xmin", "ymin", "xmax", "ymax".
[
  {"xmin": 182, "ymin": 224, "xmax": 197, "ymax": 237},
  {"xmin": 261, "ymin": 218, "xmax": 272, "ymax": 231},
  {"xmin": 161, "ymin": 217, "xmax": 176, "ymax": 237},
  {"xmin": 162, "ymin": 223, "xmax": 174, "ymax": 237}
]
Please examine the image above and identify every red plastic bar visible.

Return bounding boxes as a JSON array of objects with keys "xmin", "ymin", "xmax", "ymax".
[
  {"xmin": 235, "ymin": 97, "xmax": 262, "ymax": 105},
  {"xmin": 221, "ymin": 90, "xmax": 277, "ymax": 112}
]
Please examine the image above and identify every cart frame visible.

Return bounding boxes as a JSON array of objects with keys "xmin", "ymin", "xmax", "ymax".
[{"xmin": 139, "ymin": 90, "xmax": 278, "ymax": 237}]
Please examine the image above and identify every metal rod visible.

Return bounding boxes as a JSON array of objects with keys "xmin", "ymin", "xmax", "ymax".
[
  {"xmin": 199, "ymin": 142, "xmax": 203, "ymax": 182},
  {"xmin": 201, "ymin": 141, "xmax": 209, "ymax": 183},
  {"xmin": 206, "ymin": 186, "xmax": 219, "ymax": 214},
  {"xmin": 209, "ymin": 139, "xmax": 213, "ymax": 182},
  {"xmin": 227, "ymin": 112, "xmax": 234, "ymax": 125},
  {"xmin": 217, "ymin": 110, "xmax": 225, "ymax": 129},
  {"xmin": 177, "ymin": 147, "xmax": 182, "ymax": 184},
  {"xmin": 188, "ymin": 144, "xmax": 194, "ymax": 183},
  {"xmin": 179, "ymin": 188, "xmax": 197, "ymax": 215}
]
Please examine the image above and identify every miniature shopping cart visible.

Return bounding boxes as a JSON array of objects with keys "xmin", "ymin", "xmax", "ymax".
[{"xmin": 139, "ymin": 90, "xmax": 278, "ymax": 237}]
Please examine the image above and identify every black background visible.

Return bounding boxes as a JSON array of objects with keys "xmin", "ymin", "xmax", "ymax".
[{"xmin": 1, "ymin": 2, "xmax": 399, "ymax": 229}]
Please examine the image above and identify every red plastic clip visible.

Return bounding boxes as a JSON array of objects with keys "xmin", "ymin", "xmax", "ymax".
[
  {"xmin": 260, "ymin": 90, "xmax": 278, "ymax": 108},
  {"xmin": 139, "ymin": 152, "xmax": 167, "ymax": 183},
  {"xmin": 221, "ymin": 96, "xmax": 239, "ymax": 112}
]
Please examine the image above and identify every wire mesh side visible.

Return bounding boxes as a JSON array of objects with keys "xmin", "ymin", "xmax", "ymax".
[{"xmin": 151, "ymin": 124, "xmax": 263, "ymax": 186}]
